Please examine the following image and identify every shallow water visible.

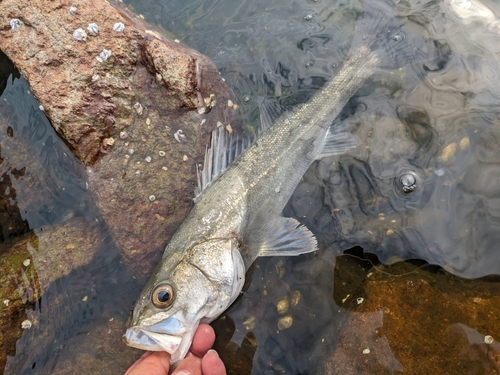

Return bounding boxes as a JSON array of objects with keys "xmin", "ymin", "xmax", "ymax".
[{"xmin": 2, "ymin": 0, "xmax": 500, "ymax": 373}]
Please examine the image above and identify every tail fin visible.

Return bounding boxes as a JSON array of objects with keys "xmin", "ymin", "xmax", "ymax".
[{"xmin": 350, "ymin": 1, "xmax": 425, "ymax": 70}]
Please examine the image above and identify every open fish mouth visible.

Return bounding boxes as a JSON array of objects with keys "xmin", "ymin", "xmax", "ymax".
[{"xmin": 124, "ymin": 327, "xmax": 183, "ymax": 353}]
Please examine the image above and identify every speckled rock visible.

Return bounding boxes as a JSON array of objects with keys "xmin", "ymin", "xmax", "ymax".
[
  {"xmin": 0, "ymin": 0, "xmax": 234, "ymax": 164},
  {"xmin": 0, "ymin": 218, "xmax": 105, "ymax": 372},
  {"xmin": 0, "ymin": 0, "xmax": 239, "ymax": 274}
]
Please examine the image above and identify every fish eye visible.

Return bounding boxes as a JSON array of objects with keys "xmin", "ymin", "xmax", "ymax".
[{"xmin": 152, "ymin": 284, "xmax": 175, "ymax": 308}]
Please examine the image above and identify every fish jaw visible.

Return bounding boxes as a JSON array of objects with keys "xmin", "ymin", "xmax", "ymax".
[{"xmin": 124, "ymin": 316, "xmax": 198, "ymax": 363}]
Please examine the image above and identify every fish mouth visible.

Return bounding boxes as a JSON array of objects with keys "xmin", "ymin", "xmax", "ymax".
[
  {"xmin": 124, "ymin": 317, "xmax": 197, "ymax": 363},
  {"xmin": 124, "ymin": 327, "xmax": 183, "ymax": 354}
]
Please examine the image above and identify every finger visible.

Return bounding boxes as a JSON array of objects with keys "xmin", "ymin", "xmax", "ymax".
[
  {"xmin": 190, "ymin": 324, "xmax": 216, "ymax": 357},
  {"xmin": 124, "ymin": 351, "xmax": 171, "ymax": 375},
  {"xmin": 171, "ymin": 355, "xmax": 202, "ymax": 375},
  {"xmin": 124, "ymin": 351, "xmax": 154, "ymax": 375},
  {"xmin": 202, "ymin": 350, "xmax": 226, "ymax": 375}
]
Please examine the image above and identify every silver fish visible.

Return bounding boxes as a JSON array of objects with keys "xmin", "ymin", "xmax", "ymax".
[{"xmin": 124, "ymin": 1, "xmax": 418, "ymax": 363}]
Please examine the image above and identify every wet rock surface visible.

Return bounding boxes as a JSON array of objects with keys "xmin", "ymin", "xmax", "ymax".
[
  {"xmin": 0, "ymin": 218, "xmax": 105, "ymax": 372},
  {"xmin": 0, "ymin": 0, "xmax": 239, "ymax": 274},
  {"xmin": 322, "ymin": 254, "xmax": 500, "ymax": 374},
  {"xmin": 0, "ymin": 0, "xmax": 233, "ymax": 164}
]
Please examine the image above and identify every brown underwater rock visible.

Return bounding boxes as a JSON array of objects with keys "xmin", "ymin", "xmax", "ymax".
[
  {"xmin": 0, "ymin": 218, "xmax": 105, "ymax": 372},
  {"xmin": 324, "ymin": 257, "xmax": 500, "ymax": 374},
  {"xmin": 0, "ymin": 0, "xmax": 239, "ymax": 274}
]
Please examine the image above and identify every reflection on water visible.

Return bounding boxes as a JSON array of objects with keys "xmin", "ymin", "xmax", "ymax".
[{"xmin": 2, "ymin": 0, "xmax": 500, "ymax": 373}]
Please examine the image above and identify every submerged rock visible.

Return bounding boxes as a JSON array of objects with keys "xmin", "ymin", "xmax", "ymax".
[
  {"xmin": 0, "ymin": 218, "xmax": 105, "ymax": 371},
  {"xmin": 321, "ymin": 255, "xmax": 500, "ymax": 374}
]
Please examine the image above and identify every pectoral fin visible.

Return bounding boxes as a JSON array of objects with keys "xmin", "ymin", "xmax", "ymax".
[{"xmin": 247, "ymin": 216, "xmax": 318, "ymax": 257}]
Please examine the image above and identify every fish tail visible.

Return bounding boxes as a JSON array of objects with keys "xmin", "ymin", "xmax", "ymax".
[{"xmin": 350, "ymin": 1, "xmax": 425, "ymax": 70}]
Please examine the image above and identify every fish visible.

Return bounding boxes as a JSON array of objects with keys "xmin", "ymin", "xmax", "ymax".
[{"xmin": 124, "ymin": 1, "xmax": 420, "ymax": 363}]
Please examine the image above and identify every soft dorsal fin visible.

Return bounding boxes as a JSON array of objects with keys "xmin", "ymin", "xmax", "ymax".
[
  {"xmin": 257, "ymin": 96, "xmax": 291, "ymax": 130},
  {"xmin": 258, "ymin": 96, "xmax": 358, "ymax": 158}
]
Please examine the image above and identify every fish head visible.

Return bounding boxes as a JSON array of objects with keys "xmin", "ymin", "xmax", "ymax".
[{"xmin": 124, "ymin": 237, "xmax": 245, "ymax": 363}]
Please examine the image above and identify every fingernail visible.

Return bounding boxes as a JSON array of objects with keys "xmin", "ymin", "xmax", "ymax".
[
  {"xmin": 175, "ymin": 371, "xmax": 190, "ymax": 375},
  {"xmin": 207, "ymin": 349, "xmax": 219, "ymax": 358}
]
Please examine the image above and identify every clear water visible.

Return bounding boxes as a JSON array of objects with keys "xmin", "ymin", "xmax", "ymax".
[{"xmin": 2, "ymin": 0, "xmax": 500, "ymax": 373}]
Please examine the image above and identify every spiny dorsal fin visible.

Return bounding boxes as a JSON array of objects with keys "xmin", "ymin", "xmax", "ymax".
[
  {"xmin": 195, "ymin": 97, "xmax": 289, "ymax": 198},
  {"xmin": 195, "ymin": 126, "xmax": 252, "ymax": 198}
]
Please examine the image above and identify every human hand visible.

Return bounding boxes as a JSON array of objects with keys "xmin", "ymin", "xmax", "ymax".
[{"xmin": 124, "ymin": 324, "xmax": 226, "ymax": 375}]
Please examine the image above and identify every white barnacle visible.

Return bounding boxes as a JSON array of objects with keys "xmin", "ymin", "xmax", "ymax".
[
  {"xmin": 96, "ymin": 49, "xmax": 112, "ymax": 62},
  {"xmin": 3, "ymin": 299, "xmax": 9, "ymax": 306},
  {"xmin": 174, "ymin": 129, "xmax": 186, "ymax": 143},
  {"xmin": 159, "ymin": 151, "xmax": 166, "ymax": 157},
  {"xmin": 69, "ymin": 6, "xmax": 77, "ymax": 14},
  {"xmin": 23, "ymin": 259, "xmax": 30, "ymax": 267},
  {"xmin": 21, "ymin": 320, "xmax": 32, "ymax": 329},
  {"xmin": 113, "ymin": 22, "xmax": 125, "ymax": 32},
  {"xmin": 149, "ymin": 195, "xmax": 156, "ymax": 202},
  {"xmin": 10, "ymin": 19, "xmax": 21, "ymax": 30},
  {"xmin": 145, "ymin": 156, "xmax": 152, "ymax": 163},
  {"xmin": 119, "ymin": 131, "xmax": 128, "ymax": 139},
  {"xmin": 39, "ymin": 105, "xmax": 44, "ymax": 111},
  {"xmin": 73, "ymin": 28, "xmax": 87, "ymax": 41},
  {"xmin": 133, "ymin": 102, "xmax": 143, "ymax": 115},
  {"xmin": 87, "ymin": 23, "xmax": 99, "ymax": 35}
]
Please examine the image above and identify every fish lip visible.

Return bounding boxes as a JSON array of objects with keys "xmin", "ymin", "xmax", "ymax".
[{"xmin": 124, "ymin": 326, "xmax": 183, "ymax": 354}]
